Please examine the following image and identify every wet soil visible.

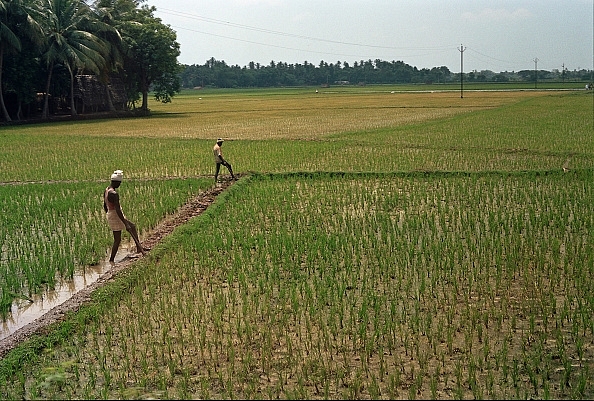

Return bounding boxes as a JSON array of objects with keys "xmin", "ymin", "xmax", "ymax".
[{"xmin": 0, "ymin": 177, "xmax": 237, "ymax": 359}]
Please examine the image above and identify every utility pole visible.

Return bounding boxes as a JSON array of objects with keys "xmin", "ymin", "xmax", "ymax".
[
  {"xmin": 533, "ymin": 58, "xmax": 539, "ymax": 89},
  {"xmin": 562, "ymin": 63, "xmax": 565, "ymax": 83},
  {"xmin": 458, "ymin": 44, "xmax": 466, "ymax": 98}
]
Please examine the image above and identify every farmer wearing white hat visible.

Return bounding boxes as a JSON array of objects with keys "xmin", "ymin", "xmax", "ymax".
[
  {"xmin": 103, "ymin": 170, "xmax": 149, "ymax": 262},
  {"xmin": 213, "ymin": 138, "xmax": 236, "ymax": 182}
]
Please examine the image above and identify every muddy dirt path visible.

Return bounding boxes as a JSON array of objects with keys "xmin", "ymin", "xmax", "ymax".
[{"xmin": 0, "ymin": 178, "xmax": 237, "ymax": 359}]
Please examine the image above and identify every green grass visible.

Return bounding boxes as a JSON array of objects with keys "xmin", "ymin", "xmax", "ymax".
[
  {"xmin": 0, "ymin": 178, "xmax": 214, "ymax": 317},
  {"xmin": 0, "ymin": 87, "xmax": 593, "ymax": 399},
  {"xmin": 1, "ymin": 90, "xmax": 591, "ymax": 182}
]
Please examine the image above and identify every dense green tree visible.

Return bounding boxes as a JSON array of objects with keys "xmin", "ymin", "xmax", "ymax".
[
  {"xmin": 0, "ymin": 0, "xmax": 590, "ymax": 122},
  {"xmin": 179, "ymin": 58, "xmax": 454, "ymax": 89},
  {"xmin": 119, "ymin": 4, "xmax": 180, "ymax": 112},
  {"xmin": 92, "ymin": 0, "xmax": 134, "ymax": 111},
  {"xmin": 39, "ymin": 0, "xmax": 110, "ymax": 118},
  {"xmin": 3, "ymin": 34, "xmax": 42, "ymax": 119},
  {"xmin": 0, "ymin": 0, "xmax": 42, "ymax": 121},
  {"xmin": 0, "ymin": 0, "xmax": 22, "ymax": 121}
]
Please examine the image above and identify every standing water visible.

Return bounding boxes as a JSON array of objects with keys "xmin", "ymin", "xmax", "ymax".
[{"xmin": 0, "ymin": 245, "xmax": 138, "ymax": 341}]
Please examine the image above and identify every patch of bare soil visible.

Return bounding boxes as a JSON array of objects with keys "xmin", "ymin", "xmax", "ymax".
[{"xmin": 0, "ymin": 177, "xmax": 237, "ymax": 359}]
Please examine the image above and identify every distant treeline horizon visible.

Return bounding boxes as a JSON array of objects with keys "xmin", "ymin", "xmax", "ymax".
[{"xmin": 179, "ymin": 57, "xmax": 594, "ymax": 89}]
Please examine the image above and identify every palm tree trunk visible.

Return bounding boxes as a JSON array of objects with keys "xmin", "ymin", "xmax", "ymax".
[
  {"xmin": 16, "ymin": 98, "xmax": 22, "ymax": 120},
  {"xmin": 105, "ymin": 83, "xmax": 115, "ymax": 111},
  {"xmin": 42, "ymin": 62, "xmax": 54, "ymax": 120},
  {"xmin": 0, "ymin": 45, "xmax": 12, "ymax": 122},
  {"xmin": 68, "ymin": 65, "xmax": 77, "ymax": 116}
]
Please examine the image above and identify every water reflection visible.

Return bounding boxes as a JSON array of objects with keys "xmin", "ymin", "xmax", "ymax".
[{"xmin": 0, "ymin": 246, "xmax": 137, "ymax": 341}]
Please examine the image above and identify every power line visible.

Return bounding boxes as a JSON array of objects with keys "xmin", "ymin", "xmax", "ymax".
[
  {"xmin": 154, "ymin": 5, "xmax": 587, "ymax": 73},
  {"xmin": 155, "ymin": 7, "xmax": 453, "ymax": 53},
  {"xmin": 166, "ymin": 24, "xmax": 372, "ymax": 60},
  {"xmin": 154, "ymin": 6, "xmax": 541, "ymax": 72},
  {"xmin": 465, "ymin": 47, "xmax": 531, "ymax": 71},
  {"xmin": 169, "ymin": 23, "xmax": 455, "ymax": 63}
]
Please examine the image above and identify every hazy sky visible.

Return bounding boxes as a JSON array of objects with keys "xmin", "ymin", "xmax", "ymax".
[{"xmin": 146, "ymin": 0, "xmax": 594, "ymax": 73}]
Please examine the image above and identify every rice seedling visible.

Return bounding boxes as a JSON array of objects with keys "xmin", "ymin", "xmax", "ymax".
[
  {"xmin": 2, "ymin": 90, "xmax": 591, "ymax": 183},
  {"xmin": 0, "ymin": 88, "xmax": 593, "ymax": 399},
  {"xmin": 3, "ymin": 168, "xmax": 592, "ymax": 399},
  {"xmin": 0, "ymin": 178, "xmax": 214, "ymax": 318}
]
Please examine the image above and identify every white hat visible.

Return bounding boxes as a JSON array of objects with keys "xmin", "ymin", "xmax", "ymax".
[
  {"xmin": 110, "ymin": 170, "xmax": 123, "ymax": 181},
  {"xmin": 217, "ymin": 138, "xmax": 224, "ymax": 143}
]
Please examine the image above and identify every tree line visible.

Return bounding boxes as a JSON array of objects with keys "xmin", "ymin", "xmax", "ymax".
[
  {"xmin": 1, "ymin": 0, "xmax": 181, "ymax": 122},
  {"xmin": 3, "ymin": 0, "xmax": 592, "ymax": 123},
  {"xmin": 179, "ymin": 58, "xmax": 593, "ymax": 89}
]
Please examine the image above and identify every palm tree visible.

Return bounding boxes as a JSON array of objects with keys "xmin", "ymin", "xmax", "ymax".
[
  {"xmin": 0, "ymin": 1, "xmax": 20, "ymax": 121},
  {"xmin": 39, "ymin": 0, "xmax": 109, "ymax": 118},
  {"xmin": 92, "ymin": 0, "xmax": 133, "ymax": 111},
  {"xmin": 0, "ymin": 0, "xmax": 41, "ymax": 122}
]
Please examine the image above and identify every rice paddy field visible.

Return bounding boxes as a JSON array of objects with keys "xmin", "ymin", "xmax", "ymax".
[{"xmin": 0, "ymin": 85, "xmax": 593, "ymax": 399}]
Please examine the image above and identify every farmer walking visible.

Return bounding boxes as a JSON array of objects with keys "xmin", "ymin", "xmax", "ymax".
[
  {"xmin": 213, "ymin": 138, "xmax": 236, "ymax": 182},
  {"xmin": 103, "ymin": 169, "xmax": 149, "ymax": 262}
]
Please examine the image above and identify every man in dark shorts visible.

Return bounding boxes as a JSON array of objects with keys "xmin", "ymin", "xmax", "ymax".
[{"xmin": 213, "ymin": 138, "xmax": 236, "ymax": 182}]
